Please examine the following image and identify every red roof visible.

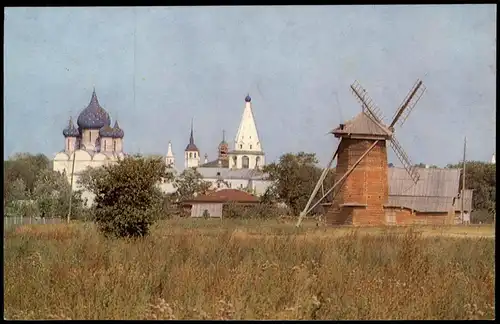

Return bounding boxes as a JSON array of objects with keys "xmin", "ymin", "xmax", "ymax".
[{"xmin": 184, "ymin": 189, "xmax": 259, "ymax": 204}]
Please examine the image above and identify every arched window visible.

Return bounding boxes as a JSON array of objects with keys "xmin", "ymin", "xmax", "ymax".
[
  {"xmin": 232, "ymin": 156, "xmax": 237, "ymax": 168},
  {"xmin": 250, "ymin": 144, "xmax": 252, "ymax": 150},
  {"xmin": 104, "ymin": 140, "xmax": 107, "ymax": 151},
  {"xmin": 89, "ymin": 132, "xmax": 92, "ymax": 142},
  {"xmin": 242, "ymin": 156, "xmax": 250, "ymax": 169},
  {"xmin": 189, "ymin": 152, "xmax": 192, "ymax": 158},
  {"xmin": 194, "ymin": 153, "xmax": 197, "ymax": 158},
  {"xmin": 113, "ymin": 140, "xmax": 117, "ymax": 152},
  {"xmin": 256, "ymin": 156, "xmax": 261, "ymax": 168},
  {"xmin": 239, "ymin": 144, "xmax": 243, "ymax": 149}
]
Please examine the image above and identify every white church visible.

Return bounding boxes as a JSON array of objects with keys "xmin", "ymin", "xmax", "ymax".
[
  {"xmin": 53, "ymin": 89, "xmax": 125, "ymax": 204},
  {"xmin": 160, "ymin": 94, "xmax": 271, "ymax": 196},
  {"xmin": 53, "ymin": 90, "xmax": 272, "ymax": 205}
]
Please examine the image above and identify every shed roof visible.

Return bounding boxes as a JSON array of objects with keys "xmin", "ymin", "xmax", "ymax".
[
  {"xmin": 331, "ymin": 111, "xmax": 392, "ymax": 138},
  {"xmin": 184, "ymin": 189, "xmax": 259, "ymax": 204},
  {"xmin": 386, "ymin": 167, "xmax": 471, "ymax": 213},
  {"xmin": 388, "ymin": 167, "xmax": 461, "ymax": 197}
]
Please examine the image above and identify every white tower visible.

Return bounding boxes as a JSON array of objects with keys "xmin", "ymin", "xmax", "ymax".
[
  {"xmin": 228, "ymin": 94, "xmax": 265, "ymax": 169},
  {"xmin": 184, "ymin": 119, "xmax": 200, "ymax": 169},
  {"xmin": 166, "ymin": 141, "xmax": 175, "ymax": 167},
  {"xmin": 492, "ymin": 153, "xmax": 496, "ymax": 164}
]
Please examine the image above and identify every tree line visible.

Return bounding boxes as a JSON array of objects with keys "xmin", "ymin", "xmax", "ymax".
[{"xmin": 4, "ymin": 152, "xmax": 496, "ymax": 234}]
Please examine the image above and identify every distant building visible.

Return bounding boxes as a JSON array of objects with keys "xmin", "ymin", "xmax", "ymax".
[
  {"xmin": 184, "ymin": 120, "xmax": 200, "ymax": 169},
  {"xmin": 190, "ymin": 94, "xmax": 272, "ymax": 196},
  {"xmin": 491, "ymin": 153, "xmax": 495, "ymax": 164},
  {"xmin": 165, "ymin": 141, "xmax": 175, "ymax": 167},
  {"xmin": 181, "ymin": 189, "xmax": 259, "ymax": 218}
]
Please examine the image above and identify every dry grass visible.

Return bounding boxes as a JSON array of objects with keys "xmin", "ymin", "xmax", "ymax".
[{"xmin": 3, "ymin": 219, "xmax": 495, "ymax": 320}]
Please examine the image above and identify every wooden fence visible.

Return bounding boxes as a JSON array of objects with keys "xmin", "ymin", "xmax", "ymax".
[{"xmin": 4, "ymin": 216, "xmax": 64, "ymax": 231}]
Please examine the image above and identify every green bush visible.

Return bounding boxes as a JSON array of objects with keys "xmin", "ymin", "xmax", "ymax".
[{"xmin": 91, "ymin": 156, "xmax": 168, "ymax": 238}]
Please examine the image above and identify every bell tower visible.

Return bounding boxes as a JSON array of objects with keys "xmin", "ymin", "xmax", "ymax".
[{"xmin": 184, "ymin": 119, "xmax": 200, "ymax": 169}]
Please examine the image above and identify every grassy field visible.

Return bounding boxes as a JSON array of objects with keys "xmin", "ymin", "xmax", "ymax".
[{"xmin": 3, "ymin": 219, "xmax": 495, "ymax": 320}]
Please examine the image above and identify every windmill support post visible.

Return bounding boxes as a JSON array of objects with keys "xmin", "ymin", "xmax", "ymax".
[
  {"xmin": 461, "ymin": 136, "xmax": 467, "ymax": 225},
  {"xmin": 67, "ymin": 151, "xmax": 77, "ymax": 224},
  {"xmin": 296, "ymin": 140, "xmax": 379, "ymax": 227},
  {"xmin": 297, "ymin": 144, "xmax": 340, "ymax": 224}
]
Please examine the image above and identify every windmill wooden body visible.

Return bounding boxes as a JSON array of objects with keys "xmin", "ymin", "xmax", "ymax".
[{"xmin": 296, "ymin": 79, "xmax": 426, "ymax": 227}]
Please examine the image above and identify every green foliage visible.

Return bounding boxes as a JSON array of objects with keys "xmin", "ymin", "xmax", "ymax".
[
  {"xmin": 446, "ymin": 161, "xmax": 496, "ymax": 216},
  {"xmin": 173, "ymin": 168, "xmax": 212, "ymax": 201},
  {"xmin": 5, "ymin": 178, "xmax": 27, "ymax": 204},
  {"xmin": 32, "ymin": 168, "xmax": 84, "ymax": 219},
  {"xmin": 263, "ymin": 152, "xmax": 334, "ymax": 215},
  {"xmin": 90, "ymin": 156, "xmax": 168, "ymax": 238},
  {"xmin": 4, "ymin": 153, "xmax": 50, "ymax": 196},
  {"xmin": 3, "ymin": 153, "xmax": 84, "ymax": 219},
  {"xmin": 471, "ymin": 210, "xmax": 495, "ymax": 224},
  {"xmin": 77, "ymin": 166, "xmax": 109, "ymax": 194}
]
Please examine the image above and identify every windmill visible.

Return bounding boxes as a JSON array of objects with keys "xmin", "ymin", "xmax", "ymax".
[{"xmin": 296, "ymin": 79, "xmax": 426, "ymax": 227}]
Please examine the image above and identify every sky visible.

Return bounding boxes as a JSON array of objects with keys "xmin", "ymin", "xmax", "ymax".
[{"xmin": 4, "ymin": 5, "xmax": 497, "ymax": 169}]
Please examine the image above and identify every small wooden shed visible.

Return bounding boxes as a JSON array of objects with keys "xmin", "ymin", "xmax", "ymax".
[{"xmin": 181, "ymin": 189, "xmax": 259, "ymax": 218}]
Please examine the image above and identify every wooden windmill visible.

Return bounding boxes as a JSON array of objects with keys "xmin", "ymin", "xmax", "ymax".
[{"xmin": 296, "ymin": 79, "xmax": 426, "ymax": 227}]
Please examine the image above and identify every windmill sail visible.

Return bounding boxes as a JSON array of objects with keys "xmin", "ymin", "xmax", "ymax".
[
  {"xmin": 350, "ymin": 81, "xmax": 385, "ymax": 123},
  {"xmin": 389, "ymin": 135, "xmax": 420, "ymax": 183},
  {"xmin": 390, "ymin": 79, "xmax": 426, "ymax": 128}
]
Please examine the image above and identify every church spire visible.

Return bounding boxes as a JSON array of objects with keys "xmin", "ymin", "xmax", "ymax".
[
  {"xmin": 167, "ymin": 140, "xmax": 174, "ymax": 157},
  {"xmin": 166, "ymin": 140, "xmax": 175, "ymax": 167},
  {"xmin": 234, "ymin": 93, "xmax": 262, "ymax": 152},
  {"xmin": 189, "ymin": 118, "xmax": 195, "ymax": 145},
  {"xmin": 185, "ymin": 118, "xmax": 199, "ymax": 152}
]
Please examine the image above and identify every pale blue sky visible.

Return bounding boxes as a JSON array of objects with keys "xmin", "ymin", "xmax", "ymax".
[{"xmin": 4, "ymin": 5, "xmax": 496, "ymax": 168}]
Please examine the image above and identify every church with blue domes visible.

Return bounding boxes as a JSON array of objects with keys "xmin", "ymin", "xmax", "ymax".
[{"xmin": 53, "ymin": 89, "xmax": 126, "ymax": 203}]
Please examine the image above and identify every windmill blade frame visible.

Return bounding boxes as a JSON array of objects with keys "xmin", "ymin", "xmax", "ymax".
[
  {"xmin": 389, "ymin": 135, "xmax": 420, "ymax": 184},
  {"xmin": 350, "ymin": 80, "xmax": 386, "ymax": 124},
  {"xmin": 390, "ymin": 79, "xmax": 426, "ymax": 129}
]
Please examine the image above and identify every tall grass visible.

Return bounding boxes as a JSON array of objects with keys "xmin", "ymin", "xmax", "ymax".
[{"xmin": 3, "ymin": 220, "xmax": 495, "ymax": 320}]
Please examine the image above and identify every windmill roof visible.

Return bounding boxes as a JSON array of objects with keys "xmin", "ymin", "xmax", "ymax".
[{"xmin": 331, "ymin": 111, "xmax": 392, "ymax": 138}]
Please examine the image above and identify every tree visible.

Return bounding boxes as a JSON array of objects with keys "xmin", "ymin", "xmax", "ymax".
[
  {"xmin": 263, "ymin": 152, "xmax": 335, "ymax": 216},
  {"xmin": 77, "ymin": 166, "xmax": 109, "ymax": 193},
  {"xmin": 4, "ymin": 153, "xmax": 50, "ymax": 196},
  {"xmin": 90, "ymin": 156, "xmax": 168, "ymax": 238},
  {"xmin": 446, "ymin": 161, "xmax": 496, "ymax": 222},
  {"xmin": 32, "ymin": 168, "xmax": 84, "ymax": 219},
  {"xmin": 173, "ymin": 168, "xmax": 212, "ymax": 201},
  {"xmin": 4, "ymin": 178, "xmax": 27, "ymax": 204},
  {"xmin": 3, "ymin": 153, "xmax": 84, "ymax": 219}
]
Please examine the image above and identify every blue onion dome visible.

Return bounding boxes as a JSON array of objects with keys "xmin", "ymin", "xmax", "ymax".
[
  {"xmin": 245, "ymin": 94, "xmax": 251, "ymax": 102},
  {"xmin": 63, "ymin": 117, "xmax": 80, "ymax": 137},
  {"xmin": 111, "ymin": 120, "xmax": 124, "ymax": 138},
  {"xmin": 99, "ymin": 125, "xmax": 115, "ymax": 138},
  {"xmin": 76, "ymin": 89, "xmax": 111, "ymax": 130}
]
